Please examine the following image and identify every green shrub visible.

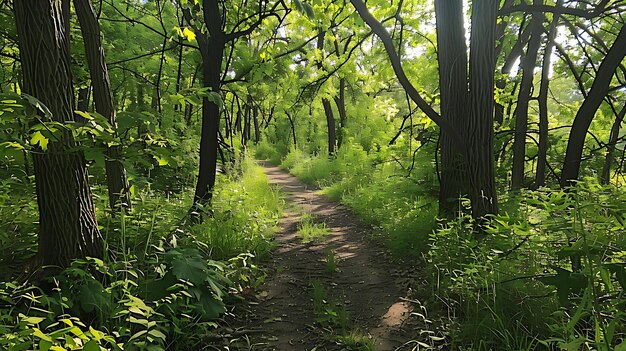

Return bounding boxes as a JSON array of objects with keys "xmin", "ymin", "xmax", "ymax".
[{"xmin": 427, "ymin": 181, "xmax": 626, "ymax": 350}]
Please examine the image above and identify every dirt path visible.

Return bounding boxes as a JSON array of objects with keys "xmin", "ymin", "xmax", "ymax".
[{"xmin": 234, "ymin": 164, "xmax": 422, "ymax": 350}]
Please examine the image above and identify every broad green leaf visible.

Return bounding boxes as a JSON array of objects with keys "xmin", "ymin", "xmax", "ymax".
[
  {"xmin": 32, "ymin": 328, "xmax": 53, "ymax": 342},
  {"xmin": 30, "ymin": 131, "xmax": 49, "ymax": 151}
]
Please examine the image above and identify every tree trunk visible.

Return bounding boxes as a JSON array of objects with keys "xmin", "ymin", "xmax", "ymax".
[
  {"xmin": 188, "ymin": 0, "xmax": 225, "ymax": 212},
  {"xmin": 334, "ymin": 78, "xmax": 347, "ymax": 149},
  {"xmin": 600, "ymin": 104, "xmax": 626, "ymax": 184},
  {"xmin": 435, "ymin": 0, "xmax": 469, "ymax": 216},
  {"xmin": 14, "ymin": 0, "xmax": 104, "ymax": 269},
  {"xmin": 243, "ymin": 99, "xmax": 251, "ymax": 145},
  {"xmin": 322, "ymin": 98, "xmax": 336, "ymax": 155},
  {"xmin": 316, "ymin": 29, "xmax": 337, "ymax": 156},
  {"xmin": 511, "ymin": 1, "xmax": 544, "ymax": 189},
  {"xmin": 560, "ymin": 24, "xmax": 626, "ymax": 187},
  {"xmin": 74, "ymin": 0, "xmax": 131, "ymax": 210},
  {"xmin": 535, "ymin": 0, "xmax": 563, "ymax": 188},
  {"xmin": 253, "ymin": 107, "xmax": 260, "ymax": 144},
  {"xmin": 286, "ymin": 111, "xmax": 297, "ymax": 149},
  {"xmin": 77, "ymin": 86, "xmax": 90, "ymax": 113},
  {"xmin": 467, "ymin": 0, "xmax": 499, "ymax": 218}
]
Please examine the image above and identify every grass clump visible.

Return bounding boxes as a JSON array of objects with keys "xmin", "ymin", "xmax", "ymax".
[{"xmin": 297, "ymin": 213, "xmax": 331, "ymax": 243}]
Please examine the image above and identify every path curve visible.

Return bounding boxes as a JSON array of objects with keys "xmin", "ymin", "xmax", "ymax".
[{"xmin": 240, "ymin": 163, "xmax": 419, "ymax": 350}]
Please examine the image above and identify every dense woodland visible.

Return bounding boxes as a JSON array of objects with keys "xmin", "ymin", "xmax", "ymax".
[{"xmin": 1, "ymin": 0, "xmax": 626, "ymax": 349}]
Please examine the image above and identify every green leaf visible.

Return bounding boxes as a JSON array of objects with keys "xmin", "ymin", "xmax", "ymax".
[
  {"xmin": 302, "ymin": 2, "xmax": 315, "ymax": 19},
  {"xmin": 84, "ymin": 149, "xmax": 106, "ymax": 168},
  {"xmin": 22, "ymin": 94, "xmax": 53, "ymax": 120},
  {"xmin": 30, "ymin": 131, "xmax": 49, "ymax": 151},
  {"xmin": 147, "ymin": 329, "xmax": 166, "ymax": 341},
  {"xmin": 0, "ymin": 141, "xmax": 26, "ymax": 159},
  {"xmin": 195, "ymin": 293, "xmax": 226, "ymax": 321},
  {"xmin": 32, "ymin": 328, "xmax": 53, "ymax": 342},
  {"xmin": 538, "ymin": 267, "xmax": 588, "ymax": 306},
  {"xmin": 20, "ymin": 314, "xmax": 45, "ymax": 325},
  {"xmin": 153, "ymin": 155, "xmax": 169, "ymax": 166},
  {"xmin": 82, "ymin": 340, "xmax": 100, "ymax": 351}
]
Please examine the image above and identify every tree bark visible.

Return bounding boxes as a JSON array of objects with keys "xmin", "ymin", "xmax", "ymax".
[
  {"xmin": 560, "ymin": 23, "xmax": 626, "ymax": 187},
  {"xmin": 511, "ymin": 1, "xmax": 544, "ymax": 189},
  {"xmin": 74, "ymin": 0, "xmax": 131, "ymax": 210},
  {"xmin": 14, "ymin": 0, "xmax": 104, "ymax": 268},
  {"xmin": 435, "ymin": 0, "xmax": 469, "ymax": 216},
  {"xmin": 322, "ymin": 98, "xmax": 337, "ymax": 155},
  {"xmin": 184, "ymin": 0, "xmax": 225, "ymax": 212},
  {"xmin": 467, "ymin": 0, "xmax": 499, "ymax": 218},
  {"xmin": 535, "ymin": 0, "xmax": 563, "ymax": 188}
]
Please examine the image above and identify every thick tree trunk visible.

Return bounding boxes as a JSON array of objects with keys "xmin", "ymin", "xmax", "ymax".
[
  {"xmin": 435, "ymin": 0, "xmax": 469, "ymax": 216},
  {"xmin": 561, "ymin": 24, "xmax": 626, "ymax": 187},
  {"xmin": 467, "ymin": 0, "xmax": 499, "ymax": 218},
  {"xmin": 14, "ymin": 0, "xmax": 104, "ymax": 268},
  {"xmin": 511, "ymin": 1, "xmax": 544, "ymax": 189},
  {"xmin": 74, "ymin": 0, "xmax": 131, "ymax": 210},
  {"xmin": 535, "ymin": 0, "xmax": 563, "ymax": 188}
]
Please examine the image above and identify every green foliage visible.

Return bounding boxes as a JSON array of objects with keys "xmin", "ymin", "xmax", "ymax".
[
  {"xmin": 297, "ymin": 213, "xmax": 331, "ymax": 243},
  {"xmin": 310, "ymin": 280, "xmax": 349, "ymax": 332},
  {"xmin": 427, "ymin": 180, "xmax": 626, "ymax": 350},
  {"xmin": 0, "ymin": 154, "xmax": 281, "ymax": 350}
]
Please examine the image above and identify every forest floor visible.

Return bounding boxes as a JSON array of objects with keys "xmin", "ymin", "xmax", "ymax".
[{"xmin": 227, "ymin": 163, "xmax": 429, "ymax": 351}]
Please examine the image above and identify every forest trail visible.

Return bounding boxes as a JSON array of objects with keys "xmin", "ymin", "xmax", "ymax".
[{"xmin": 235, "ymin": 163, "xmax": 422, "ymax": 350}]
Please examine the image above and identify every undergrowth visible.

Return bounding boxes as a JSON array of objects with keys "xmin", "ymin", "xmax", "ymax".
[{"xmin": 0, "ymin": 157, "xmax": 282, "ymax": 350}]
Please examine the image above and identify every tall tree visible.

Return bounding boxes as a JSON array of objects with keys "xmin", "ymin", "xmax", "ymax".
[
  {"xmin": 560, "ymin": 23, "xmax": 626, "ymax": 187},
  {"xmin": 511, "ymin": 0, "xmax": 544, "ymax": 189},
  {"xmin": 74, "ymin": 0, "xmax": 131, "ymax": 211},
  {"xmin": 535, "ymin": 0, "xmax": 563, "ymax": 188},
  {"xmin": 180, "ymin": 0, "xmax": 286, "ymax": 214},
  {"xmin": 466, "ymin": 0, "xmax": 499, "ymax": 217},
  {"xmin": 350, "ymin": 0, "xmax": 499, "ymax": 218},
  {"xmin": 14, "ymin": 0, "xmax": 104, "ymax": 268},
  {"xmin": 435, "ymin": 0, "xmax": 469, "ymax": 216},
  {"xmin": 316, "ymin": 29, "xmax": 337, "ymax": 156}
]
